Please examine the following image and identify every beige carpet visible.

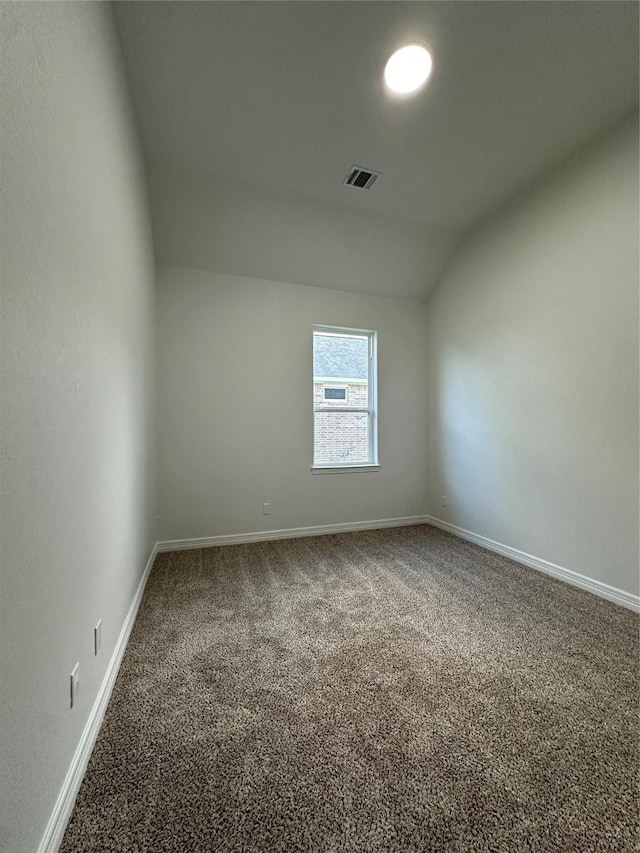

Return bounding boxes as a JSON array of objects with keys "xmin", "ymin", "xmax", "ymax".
[{"xmin": 61, "ymin": 525, "xmax": 639, "ymax": 852}]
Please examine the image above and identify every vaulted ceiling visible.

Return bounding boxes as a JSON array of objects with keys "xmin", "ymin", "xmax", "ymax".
[{"xmin": 114, "ymin": 1, "xmax": 639, "ymax": 299}]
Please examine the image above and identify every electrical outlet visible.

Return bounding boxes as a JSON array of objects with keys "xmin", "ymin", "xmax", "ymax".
[
  {"xmin": 441, "ymin": 495, "xmax": 448, "ymax": 507},
  {"xmin": 70, "ymin": 662, "xmax": 80, "ymax": 708},
  {"xmin": 94, "ymin": 619, "xmax": 102, "ymax": 656},
  {"xmin": 263, "ymin": 502, "xmax": 271, "ymax": 515}
]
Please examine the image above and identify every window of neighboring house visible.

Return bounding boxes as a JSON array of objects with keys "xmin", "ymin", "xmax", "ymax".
[
  {"xmin": 312, "ymin": 326, "xmax": 378, "ymax": 471},
  {"xmin": 324, "ymin": 387, "xmax": 347, "ymax": 401}
]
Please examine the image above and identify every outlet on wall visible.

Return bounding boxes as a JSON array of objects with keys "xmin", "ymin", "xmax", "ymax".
[
  {"xmin": 70, "ymin": 662, "xmax": 80, "ymax": 709},
  {"xmin": 263, "ymin": 502, "xmax": 271, "ymax": 515},
  {"xmin": 441, "ymin": 495, "xmax": 448, "ymax": 507},
  {"xmin": 94, "ymin": 619, "xmax": 102, "ymax": 656}
]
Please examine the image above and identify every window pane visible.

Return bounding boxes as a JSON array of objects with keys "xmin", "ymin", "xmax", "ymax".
[
  {"xmin": 313, "ymin": 333, "xmax": 369, "ymax": 384},
  {"xmin": 313, "ymin": 411, "xmax": 369, "ymax": 465}
]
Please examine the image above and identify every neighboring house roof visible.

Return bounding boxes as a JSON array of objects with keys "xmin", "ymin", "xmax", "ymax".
[{"xmin": 313, "ymin": 334, "xmax": 368, "ymax": 380}]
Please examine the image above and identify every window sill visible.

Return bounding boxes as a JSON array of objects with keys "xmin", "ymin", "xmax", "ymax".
[{"xmin": 311, "ymin": 464, "xmax": 381, "ymax": 475}]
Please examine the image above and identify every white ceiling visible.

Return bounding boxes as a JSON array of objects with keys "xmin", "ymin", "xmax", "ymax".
[{"xmin": 114, "ymin": 1, "xmax": 639, "ymax": 298}]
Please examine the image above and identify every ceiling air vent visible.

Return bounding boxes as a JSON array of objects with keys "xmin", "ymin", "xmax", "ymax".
[{"xmin": 343, "ymin": 166, "xmax": 382, "ymax": 190}]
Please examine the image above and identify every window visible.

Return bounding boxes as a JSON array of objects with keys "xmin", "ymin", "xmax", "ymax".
[
  {"xmin": 324, "ymin": 387, "xmax": 347, "ymax": 401},
  {"xmin": 312, "ymin": 326, "xmax": 378, "ymax": 471}
]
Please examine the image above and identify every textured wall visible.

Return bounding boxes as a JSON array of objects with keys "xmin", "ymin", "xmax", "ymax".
[
  {"xmin": 425, "ymin": 115, "xmax": 639, "ymax": 597},
  {"xmin": 0, "ymin": 4, "xmax": 156, "ymax": 851},
  {"xmin": 156, "ymin": 267, "xmax": 429, "ymax": 540}
]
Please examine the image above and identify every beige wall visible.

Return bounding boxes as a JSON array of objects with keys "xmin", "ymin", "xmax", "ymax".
[
  {"xmin": 0, "ymin": 4, "xmax": 156, "ymax": 851},
  {"xmin": 425, "ymin": 115, "xmax": 639, "ymax": 597},
  {"xmin": 156, "ymin": 267, "xmax": 429, "ymax": 540}
]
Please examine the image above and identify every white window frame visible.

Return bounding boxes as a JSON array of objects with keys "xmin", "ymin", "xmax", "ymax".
[{"xmin": 311, "ymin": 325, "xmax": 379, "ymax": 473}]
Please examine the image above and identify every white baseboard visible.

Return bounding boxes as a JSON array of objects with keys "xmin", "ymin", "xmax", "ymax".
[
  {"xmin": 156, "ymin": 515, "xmax": 430, "ymax": 552},
  {"xmin": 37, "ymin": 543, "xmax": 158, "ymax": 853},
  {"xmin": 424, "ymin": 515, "xmax": 639, "ymax": 613}
]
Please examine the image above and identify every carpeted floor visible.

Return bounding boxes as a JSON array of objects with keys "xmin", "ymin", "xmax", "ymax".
[{"xmin": 61, "ymin": 525, "xmax": 639, "ymax": 852}]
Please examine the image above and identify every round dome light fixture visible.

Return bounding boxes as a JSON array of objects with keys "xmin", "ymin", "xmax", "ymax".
[{"xmin": 384, "ymin": 43, "xmax": 433, "ymax": 95}]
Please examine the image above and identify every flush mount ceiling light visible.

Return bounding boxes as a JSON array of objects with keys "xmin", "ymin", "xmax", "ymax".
[{"xmin": 384, "ymin": 43, "xmax": 433, "ymax": 95}]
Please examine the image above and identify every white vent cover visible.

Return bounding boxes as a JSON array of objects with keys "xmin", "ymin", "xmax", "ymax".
[{"xmin": 343, "ymin": 166, "xmax": 382, "ymax": 190}]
